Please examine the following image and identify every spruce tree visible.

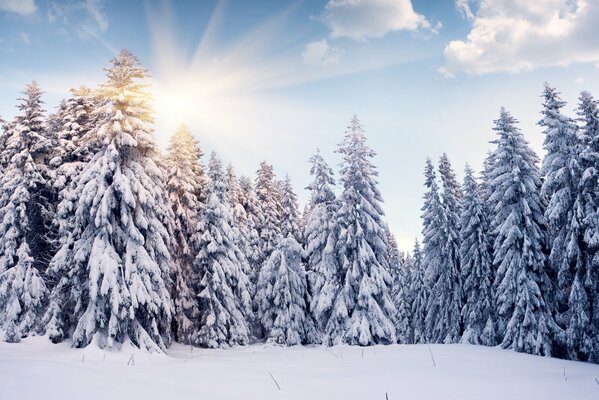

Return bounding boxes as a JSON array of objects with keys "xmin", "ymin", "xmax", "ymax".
[
  {"xmin": 45, "ymin": 51, "xmax": 173, "ymax": 351},
  {"xmin": 256, "ymin": 237, "xmax": 315, "ymax": 345},
  {"xmin": 425, "ymin": 154, "xmax": 463, "ymax": 344},
  {"xmin": 390, "ymin": 233, "xmax": 412, "ymax": 344},
  {"xmin": 0, "ymin": 81, "xmax": 52, "ymax": 342},
  {"xmin": 192, "ymin": 152, "xmax": 253, "ymax": 348},
  {"xmin": 489, "ymin": 108, "xmax": 555, "ymax": 356},
  {"xmin": 279, "ymin": 174, "xmax": 301, "ymax": 242},
  {"xmin": 254, "ymin": 162, "xmax": 282, "ymax": 271},
  {"xmin": 324, "ymin": 115, "xmax": 396, "ymax": 346},
  {"xmin": 237, "ymin": 175, "xmax": 262, "ymax": 287},
  {"xmin": 304, "ymin": 150, "xmax": 339, "ymax": 336},
  {"xmin": 410, "ymin": 239, "xmax": 427, "ymax": 343},
  {"xmin": 163, "ymin": 124, "xmax": 205, "ymax": 344},
  {"xmin": 573, "ymin": 91, "xmax": 599, "ymax": 361},
  {"xmin": 539, "ymin": 84, "xmax": 580, "ymax": 327},
  {"xmin": 460, "ymin": 164, "xmax": 495, "ymax": 346}
]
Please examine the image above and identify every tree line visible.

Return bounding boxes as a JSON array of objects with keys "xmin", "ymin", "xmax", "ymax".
[{"xmin": 0, "ymin": 49, "xmax": 595, "ymax": 365}]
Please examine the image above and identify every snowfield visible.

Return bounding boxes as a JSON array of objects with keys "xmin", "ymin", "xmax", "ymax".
[{"xmin": 1, "ymin": 338, "xmax": 597, "ymax": 400}]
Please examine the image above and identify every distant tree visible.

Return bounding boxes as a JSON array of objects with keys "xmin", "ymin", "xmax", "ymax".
[
  {"xmin": 460, "ymin": 164, "xmax": 495, "ymax": 346},
  {"xmin": 256, "ymin": 237, "xmax": 316, "ymax": 345},
  {"xmin": 254, "ymin": 162, "xmax": 282, "ymax": 272},
  {"xmin": 390, "ymin": 234, "xmax": 412, "ymax": 344},
  {"xmin": 279, "ymin": 174, "xmax": 301, "ymax": 242},
  {"xmin": 162, "ymin": 124, "xmax": 206, "ymax": 344},
  {"xmin": 425, "ymin": 154, "xmax": 463, "ymax": 344},
  {"xmin": 192, "ymin": 152, "xmax": 253, "ymax": 348},
  {"xmin": 410, "ymin": 239, "xmax": 427, "ymax": 343},
  {"xmin": 571, "ymin": 91, "xmax": 599, "ymax": 362},
  {"xmin": 237, "ymin": 176, "xmax": 262, "ymax": 287}
]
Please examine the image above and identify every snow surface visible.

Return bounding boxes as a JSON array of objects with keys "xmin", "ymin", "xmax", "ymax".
[{"xmin": 0, "ymin": 337, "xmax": 597, "ymax": 400}]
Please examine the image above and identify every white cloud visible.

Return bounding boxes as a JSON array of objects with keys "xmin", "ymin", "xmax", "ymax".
[
  {"xmin": 302, "ymin": 39, "xmax": 343, "ymax": 66},
  {"xmin": 48, "ymin": 0, "xmax": 109, "ymax": 39},
  {"xmin": 321, "ymin": 0, "xmax": 434, "ymax": 41},
  {"xmin": 0, "ymin": 0, "xmax": 37, "ymax": 15},
  {"xmin": 455, "ymin": 0, "xmax": 475, "ymax": 20},
  {"xmin": 441, "ymin": 0, "xmax": 599, "ymax": 76}
]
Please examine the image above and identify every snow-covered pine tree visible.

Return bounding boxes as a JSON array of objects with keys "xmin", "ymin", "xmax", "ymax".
[
  {"xmin": 254, "ymin": 162, "xmax": 282, "ymax": 272},
  {"xmin": 50, "ymin": 86, "xmax": 101, "ymax": 189},
  {"xmin": 572, "ymin": 91, "xmax": 599, "ymax": 362},
  {"xmin": 425, "ymin": 154, "xmax": 463, "ymax": 344},
  {"xmin": 44, "ymin": 51, "xmax": 173, "ymax": 351},
  {"xmin": 324, "ymin": 115, "xmax": 396, "ymax": 346},
  {"xmin": 256, "ymin": 236, "xmax": 316, "ymax": 345},
  {"xmin": 0, "ymin": 81, "xmax": 53, "ymax": 342},
  {"xmin": 279, "ymin": 174, "xmax": 301, "ymax": 243},
  {"xmin": 304, "ymin": 150, "xmax": 339, "ymax": 336},
  {"xmin": 192, "ymin": 152, "xmax": 253, "ymax": 348},
  {"xmin": 390, "ymin": 232, "xmax": 412, "ymax": 343},
  {"xmin": 237, "ymin": 175, "xmax": 262, "ymax": 286},
  {"xmin": 420, "ymin": 158, "xmax": 443, "ymax": 343},
  {"xmin": 162, "ymin": 124, "xmax": 206, "ymax": 344},
  {"xmin": 538, "ymin": 84, "xmax": 583, "ymax": 359},
  {"xmin": 460, "ymin": 164, "xmax": 496, "ymax": 346},
  {"xmin": 410, "ymin": 239, "xmax": 427, "ymax": 343},
  {"xmin": 489, "ymin": 107, "xmax": 556, "ymax": 356}
]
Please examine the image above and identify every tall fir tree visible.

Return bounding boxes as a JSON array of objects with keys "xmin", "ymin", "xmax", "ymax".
[
  {"xmin": 304, "ymin": 150, "xmax": 339, "ymax": 336},
  {"xmin": 192, "ymin": 152, "xmax": 253, "ymax": 348},
  {"xmin": 459, "ymin": 164, "xmax": 495, "ymax": 346},
  {"xmin": 163, "ymin": 124, "xmax": 205, "ymax": 344},
  {"xmin": 44, "ymin": 51, "xmax": 173, "ymax": 351},
  {"xmin": 489, "ymin": 107, "xmax": 556, "ymax": 356},
  {"xmin": 324, "ymin": 115, "xmax": 396, "ymax": 346},
  {"xmin": 573, "ymin": 91, "xmax": 599, "ymax": 362},
  {"xmin": 539, "ymin": 84, "xmax": 584, "ymax": 359},
  {"xmin": 0, "ymin": 81, "xmax": 53, "ymax": 342},
  {"xmin": 425, "ymin": 154, "xmax": 463, "ymax": 344}
]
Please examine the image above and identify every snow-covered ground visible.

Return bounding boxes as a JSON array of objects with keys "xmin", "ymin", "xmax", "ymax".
[{"xmin": 1, "ymin": 337, "xmax": 597, "ymax": 400}]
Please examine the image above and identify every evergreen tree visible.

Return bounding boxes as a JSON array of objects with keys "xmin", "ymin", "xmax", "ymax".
[
  {"xmin": 460, "ymin": 164, "xmax": 495, "ymax": 346},
  {"xmin": 0, "ymin": 81, "xmax": 52, "ymax": 342},
  {"xmin": 539, "ymin": 83, "xmax": 580, "ymax": 325},
  {"xmin": 390, "ymin": 233, "xmax": 412, "ymax": 343},
  {"xmin": 163, "ymin": 124, "xmax": 205, "ymax": 344},
  {"xmin": 237, "ymin": 175, "xmax": 262, "ymax": 287},
  {"xmin": 410, "ymin": 239, "xmax": 427, "ymax": 343},
  {"xmin": 256, "ymin": 237, "xmax": 316, "ymax": 345},
  {"xmin": 573, "ymin": 91, "xmax": 599, "ymax": 362},
  {"xmin": 425, "ymin": 154, "xmax": 463, "ymax": 344},
  {"xmin": 279, "ymin": 174, "xmax": 301, "ymax": 242},
  {"xmin": 44, "ymin": 51, "xmax": 173, "ymax": 351},
  {"xmin": 489, "ymin": 108, "xmax": 555, "ymax": 356},
  {"xmin": 254, "ymin": 162, "xmax": 282, "ymax": 271},
  {"xmin": 192, "ymin": 152, "xmax": 253, "ymax": 348},
  {"xmin": 304, "ymin": 150, "xmax": 339, "ymax": 336},
  {"xmin": 324, "ymin": 115, "xmax": 396, "ymax": 346}
]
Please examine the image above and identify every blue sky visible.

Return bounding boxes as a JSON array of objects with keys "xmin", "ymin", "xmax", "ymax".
[{"xmin": 1, "ymin": 0, "xmax": 599, "ymax": 249}]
